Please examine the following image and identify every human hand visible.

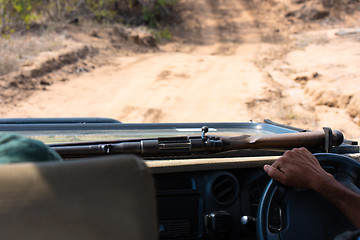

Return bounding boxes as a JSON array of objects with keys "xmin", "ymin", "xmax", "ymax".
[{"xmin": 263, "ymin": 147, "xmax": 334, "ymax": 191}]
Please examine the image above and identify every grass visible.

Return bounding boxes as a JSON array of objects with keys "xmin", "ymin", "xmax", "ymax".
[{"xmin": 0, "ymin": 31, "xmax": 65, "ymax": 76}]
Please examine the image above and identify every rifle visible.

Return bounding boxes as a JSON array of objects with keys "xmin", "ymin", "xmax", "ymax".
[{"xmin": 51, "ymin": 126, "xmax": 344, "ymax": 158}]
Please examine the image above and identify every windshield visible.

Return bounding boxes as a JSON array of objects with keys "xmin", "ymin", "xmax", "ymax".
[
  {"xmin": 0, "ymin": 121, "xmax": 296, "ymax": 145},
  {"xmin": 0, "ymin": 1, "xmax": 359, "ymax": 143}
]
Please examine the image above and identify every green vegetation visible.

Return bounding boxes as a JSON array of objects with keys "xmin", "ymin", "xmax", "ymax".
[
  {"xmin": 153, "ymin": 27, "xmax": 172, "ymax": 41},
  {"xmin": 1, "ymin": 0, "xmax": 38, "ymax": 35},
  {"xmin": 141, "ymin": 0, "xmax": 178, "ymax": 28},
  {"xmin": 0, "ymin": 0, "xmax": 119, "ymax": 35},
  {"xmin": 0, "ymin": 0, "xmax": 178, "ymax": 76},
  {"xmin": 0, "ymin": 0, "xmax": 178, "ymax": 36}
]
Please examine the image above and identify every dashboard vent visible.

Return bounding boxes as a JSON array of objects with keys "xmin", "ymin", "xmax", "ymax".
[
  {"xmin": 158, "ymin": 220, "xmax": 191, "ymax": 238},
  {"xmin": 211, "ymin": 174, "xmax": 238, "ymax": 205}
]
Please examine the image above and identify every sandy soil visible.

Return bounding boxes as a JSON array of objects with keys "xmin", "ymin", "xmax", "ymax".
[{"xmin": 1, "ymin": 0, "xmax": 360, "ymax": 141}]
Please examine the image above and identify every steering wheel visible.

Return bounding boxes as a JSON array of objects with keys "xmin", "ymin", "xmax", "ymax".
[{"xmin": 257, "ymin": 153, "xmax": 360, "ymax": 240}]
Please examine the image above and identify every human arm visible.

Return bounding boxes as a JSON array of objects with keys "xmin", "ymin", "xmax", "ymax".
[{"xmin": 263, "ymin": 147, "xmax": 360, "ymax": 229}]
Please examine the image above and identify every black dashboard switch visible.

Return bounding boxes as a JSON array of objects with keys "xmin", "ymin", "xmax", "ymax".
[{"xmin": 205, "ymin": 211, "xmax": 232, "ymax": 240}]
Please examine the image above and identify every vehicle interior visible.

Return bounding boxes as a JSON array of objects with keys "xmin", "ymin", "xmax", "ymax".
[{"xmin": 0, "ymin": 117, "xmax": 359, "ymax": 240}]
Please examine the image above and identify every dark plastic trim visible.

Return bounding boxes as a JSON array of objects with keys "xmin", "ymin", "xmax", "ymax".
[{"xmin": 0, "ymin": 118, "xmax": 121, "ymax": 125}]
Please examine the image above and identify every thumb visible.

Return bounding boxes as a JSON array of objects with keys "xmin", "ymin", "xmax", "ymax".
[{"xmin": 263, "ymin": 164, "xmax": 287, "ymax": 184}]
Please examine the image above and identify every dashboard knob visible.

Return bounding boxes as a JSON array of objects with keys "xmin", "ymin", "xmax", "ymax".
[{"xmin": 240, "ymin": 215, "xmax": 256, "ymax": 230}]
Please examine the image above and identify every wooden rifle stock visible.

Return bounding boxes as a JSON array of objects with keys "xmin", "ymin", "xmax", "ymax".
[{"xmin": 219, "ymin": 130, "xmax": 344, "ymax": 151}]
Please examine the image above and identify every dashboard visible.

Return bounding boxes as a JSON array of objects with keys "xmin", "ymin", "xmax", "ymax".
[
  {"xmin": 1, "ymin": 118, "xmax": 358, "ymax": 240},
  {"xmin": 154, "ymin": 166, "xmax": 270, "ymax": 240}
]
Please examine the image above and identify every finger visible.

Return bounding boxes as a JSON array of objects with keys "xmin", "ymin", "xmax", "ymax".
[
  {"xmin": 282, "ymin": 150, "xmax": 292, "ymax": 158},
  {"xmin": 273, "ymin": 156, "xmax": 289, "ymax": 168},
  {"xmin": 264, "ymin": 164, "xmax": 287, "ymax": 184},
  {"xmin": 293, "ymin": 147, "xmax": 308, "ymax": 156},
  {"xmin": 298, "ymin": 147, "xmax": 310, "ymax": 153}
]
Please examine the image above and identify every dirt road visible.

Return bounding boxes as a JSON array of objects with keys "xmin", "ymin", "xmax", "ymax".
[{"xmin": 1, "ymin": 0, "xmax": 360, "ymax": 141}]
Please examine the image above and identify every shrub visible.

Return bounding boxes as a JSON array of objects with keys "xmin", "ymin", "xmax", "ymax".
[
  {"xmin": 0, "ymin": 0, "xmax": 42, "ymax": 35},
  {"xmin": 141, "ymin": 0, "xmax": 178, "ymax": 28},
  {"xmin": 0, "ymin": 0, "xmax": 178, "ymax": 36}
]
